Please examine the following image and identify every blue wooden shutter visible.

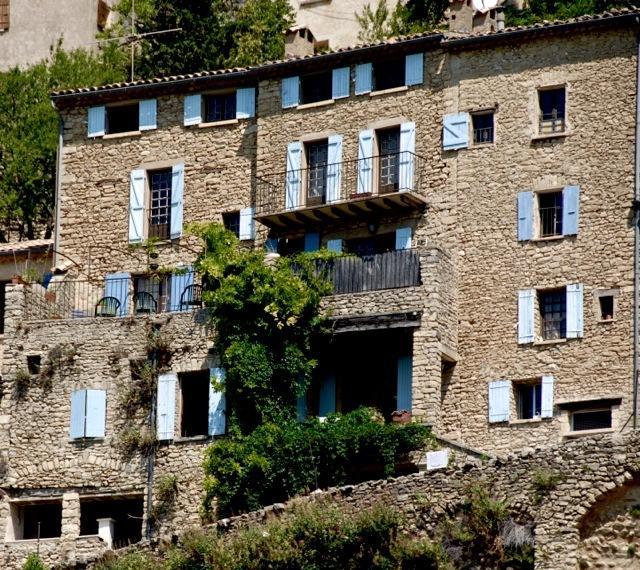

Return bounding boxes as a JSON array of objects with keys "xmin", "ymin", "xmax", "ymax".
[
  {"xmin": 396, "ymin": 227, "xmax": 412, "ymax": 250},
  {"xmin": 332, "ymin": 67, "xmax": 350, "ymax": 99},
  {"xmin": 518, "ymin": 289, "xmax": 535, "ymax": 344},
  {"xmin": 129, "ymin": 169, "xmax": 146, "ymax": 244},
  {"xmin": 357, "ymin": 130, "xmax": 374, "ymax": 194},
  {"xmin": 326, "ymin": 134, "xmax": 342, "ymax": 203},
  {"xmin": 443, "ymin": 113, "xmax": 470, "ymax": 150},
  {"xmin": 239, "ymin": 207, "xmax": 256, "ymax": 240},
  {"xmin": 541, "ymin": 375, "xmax": 554, "ymax": 418},
  {"xmin": 326, "ymin": 239, "xmax": 343, "ymax": 253},
  {"xmin": 285, "ymin": 142, "xmax": 302, "ymax": 209},
  {"xmin": 399, "ymin": 121, "xmax": 416, "ymax": 191},
  {"xmin": 318, "ymin": 373, "xmax": 336, "ymax": 417},
  {"xmin": 562, "ymin": 185, "xmax": 580, "ymax": 236},
  {"xmin": 170, "ymin": 163, "xmax": 184, "ymax": 239},
  {"xmin": 156, "ymin": 372, "xmax": 177, "ymax": 440},
  {"xmin": 304, "ymin": 232, "xmax": 320, "ymax": 252},
  {"xmin": 183, "ymin": 94, "xmax": 202, "ymax": 126},
  {"xmin": 104, "ymin": 272, "xmax": 130, "ymax": 316},
  {"xmin": 265, "ymin": 238, "xmax": 279, "ymax": 253},
  {"xmin": 209, "ymin": 368, "xmax": 226, "ymax": 436},
  {"xmin": 88, "ymin": 106, "xmax": 105, "ymax": 137},
  {"xmin": 405, "ymin": 53, "xmax": 423, "ymax": 86},
  {"xmin": 139, "ymin": 99, "xmax": 157, "ymax": 131},
  {"xmin": 236, "ymin": 87, "xmax": 256, "ymax": 119},
  {"xmin": 396, "ymin": 356, "xmax": 412, "ymax": 412},
  {"xmin": 85, "ymin": 389, "xmax": 106, "ymax": 438},
  {"xmin": 297, "ymin": 394, "xmax": 308, "ymax": 422},
  {"xmin": 517, "ymin": 191, "xmax": 534, "ymax": 241},
  {"xmin": 488, "ymin": 380, "xmax": 511, "ymax": 423},
  {"xmin": 355, "ymin": 63, "xmax": 372, "ymax": 95},
  {"xmin": 282, "ymin": 76, "xmax": 300, "ymax": 108},
  {"xmin": 70, "ymin": 389, "xmax": 87, "ymax": 439},
  {"xmin": 566, "ymin": 283, "xmax": 584, "ymax": 338},
  {"xmin": 169, "ymin": 266, "xmax": 194, "ymax": 312}
]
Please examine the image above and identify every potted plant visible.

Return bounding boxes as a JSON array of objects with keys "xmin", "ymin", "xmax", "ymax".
[{"xmin": 391, "ymin": 410, "xmax": 412, "ymax": 424}]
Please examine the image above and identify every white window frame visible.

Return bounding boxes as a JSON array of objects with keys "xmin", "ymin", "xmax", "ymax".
[
  {"xmin": 569, "ymin": 407, "xmax": 613, "ymax": 433},
  {"xmin": 535, "ymin": 83, "xmax": 568, "ymax": 137}
]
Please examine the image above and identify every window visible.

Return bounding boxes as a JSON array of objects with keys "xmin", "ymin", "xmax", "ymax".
[
  {"xmin": 306, "ymin": 140, "xmax": 329, "ymax": 205},
  {"xmin": 373, "ymin": 58, "xmax": 405, "ymax": 91},
  {"xmin": 180, "ymin": 370, "xmax": 210, "ymax": 437},
  {"xmin": 223, "ymin": 211, "xmax": 240, "ymax": 238},
  {"xmin": 516, "ymin": 381, "xmax": 541, "ymax": 419},
  {"xmin": 69, "ymin": 389, "xmax": 107, "ymax": 439},
  {"xmin": 80, "ymin": 496, "xmax": 143, "ymax": 547},
  {"xmin": 539, "ymin": 288, "xmax": 566, "ymax": 340},
  {"xmin": 0, "ymin": 0, "xmax": 9, "ymax": 30},
  {"xmin": 148, "ymin": 169, "xmax": 172, "ymax": 240},
  {"xmin": 106, "ymin": 103, "xmax": 139, "ymax": 135},
  {"xmin": 538, "ymin": 87, "xmax": 566, "ymax": 134},
  {"xmin": 599, "ymin": 295, "xmax": 614, "ymax": 321},
  {"xmin": 26, "ymin": 355, "xmax": 41, "ymax": 375},
  {"xmin": 134, "ymin": 275, "xmax": 170, "ymax": 314},
  {"xmin": 472, "ymin": 112, "xmax": 494, "ymax": 144},
  {"xmin": 377, "ymin": 127, "xmax": 400, "ymax": 194},
  {"xmin": 204, "ymin": 92, "xmax": 236, "ymax": 123},
  {"xmin": 300, "ymin": 71, "xmax": 332, "ymax": 104},
  {"xmin": 9, "ymin": 501, "xmax": 62, "ymax": 540},
  {"xmin": 538, "ymin": 191, "xmax": 563, "ymax": 237},
  {"xmin": 345, "ymin": 233, "xmax": 396, "ymax": 256},
  {"xmin": 571, "ymin": 408, "xmax": 612, "ymax": 431}
]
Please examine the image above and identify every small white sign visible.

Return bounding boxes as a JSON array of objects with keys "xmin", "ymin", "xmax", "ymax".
[{"xmin": 426, "ymin": 449, "xmax": 449, "ymax": 471}]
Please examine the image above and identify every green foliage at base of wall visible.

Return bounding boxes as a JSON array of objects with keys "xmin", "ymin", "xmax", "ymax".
[{"xmin": 22, "ymin": 554, "xmax": 48, "ymax": 570}]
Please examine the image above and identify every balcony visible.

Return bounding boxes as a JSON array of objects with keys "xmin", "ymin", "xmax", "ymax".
[{"xmin": 256, "ymin": 151, "xmax": 427, "ymax": 230}]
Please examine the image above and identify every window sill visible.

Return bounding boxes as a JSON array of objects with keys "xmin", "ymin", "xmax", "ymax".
[
  {"xmin": 533, "ymin": 338, "xmax": 567, "ymax": 347},
  {"xmin": 297, "ymin": 99, "xmax": 335, "ymax": 110},
  {"xmin": 174, "ymin": 435, "xmax": 210, "ymax": 443},
  {"xmin": 470, "ymin": 142, "xmax": 495, "ymax": 148},
  {"xmin": 531, "ymin": 235, "xmax": 564, "ymax": 243},
  {"xmin": 198, "ymin": 118, "xmax": 239, "ymax": 129},
  {"xmin": 564, "ymin": 427, "xmax": 614, "ymax": 438},
  {"xmin": 531, "ymin": 130, "xmax": 572, "ymax": 142},
  {"xmin": 6, "ymin": 538, "xmax": 61, "ymax": 545},
  {"xmin": 369, "ymin": 85, "xmax": 408, "ymax": 97},
  {"xmin": 598, "ymin": 318, "xmax": 615, "ymax": 324},
  {"xmin": 509, "ymin": 417, "xmax": 546, "ymax": 425},
  {"xmin": 102, "ymin": 130, "xmax": 142, "ymax": 140},
  {"xmin": 69, "ymin": 437, "xmax": 105, "ymax": 443}
]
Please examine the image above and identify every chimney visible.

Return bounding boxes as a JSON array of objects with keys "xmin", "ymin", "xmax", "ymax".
[
  {"xmin": 284, "ymin": 27, "xmax": 316, "ymax": 59},
  {"xmin": 447, "ymin": 0, "xmax": 503, "ymax": 35}
]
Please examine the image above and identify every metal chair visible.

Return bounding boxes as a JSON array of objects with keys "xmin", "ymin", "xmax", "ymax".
[
  {"xmin": 95, "ymin": 296, "xmax": 121, "ymax": 317},
  {"xmin": 133, "ymin": 291, "xmax": 157, "ymax": 314},
  {"xmin": 179, "ymin": 284, "xmax": 203, "ymax": 310}
]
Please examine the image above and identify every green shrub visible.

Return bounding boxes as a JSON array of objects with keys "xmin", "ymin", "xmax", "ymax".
[
  {"xmin": 203, "ymin": 407, "xmax": 431, "ymax": 517},
  {"xmin": 93, "ymin": 551, "xmax": 159, "ymax": 570},
  {"xmin": 14, "ymin": 368, "xmax": 32, "ymax": 399},
  {"xmin": 22, "ymin": 554, "xmax": 47, "ymax": 570}
]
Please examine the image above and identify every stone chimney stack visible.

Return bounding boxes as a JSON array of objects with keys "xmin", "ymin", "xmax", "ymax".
[
  {"xmin": 284, "ymin": 27, "xmax": 316, "ymax": 59},
  {"xmin": 447, "ymin": 0, "xmax": 503, "ymax": 35}
]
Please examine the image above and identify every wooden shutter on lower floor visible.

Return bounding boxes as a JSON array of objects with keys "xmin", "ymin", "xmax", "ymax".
[
  {"xmin": 168, "ymin": 267, "xmax": 193, "ymax": 312},
  {"xmin": 318, "ymin": 373, "xmax": 336, "ymax": 417},
  {"xmin": 541, "ymin": 375, "xmax": 555, "ymax": 418},
  {"xmin": 326, "ymin": 239, "xmax": 343, "ymax": 253},
  {"xmin": 85, "ymin": 389, "xmax": 107, "ymax": 438},
  {"xmin": 517, "ymin": 191, "xmax": 534, "ymax": 241},
  {"xmin": 566, "ymin": 283, "xmax": 584, "ymax": 338},
  {"xmin": 70, "ymin": 389, "xmax": 87, "ymax": 439},
  {"xmin": 104, "ymin": 272, "xmax": 130, "ymax": 316},
  {"xmin": 488, "ymin": 380, "xmax": 511, "ymax": 423},
  {"xmin": 156, "ymin": 372, "xmax": 177, "ymax": 440},
  {"xmin": 209, "ymin": 368, "xmax": 226, "ymax": 436},
  {"xmin": 518, "ymin": 289, "xmax": 535, "ymax": 344},
  {"xmin": 395, "ymin": 227, "xmax": 412, "ymax": 250},
  {"xmin": 304, "ymin": 232, "xmax": 320, "ymax": 252},
  {"xmin": 562, "ymin": 185, "xmax": 580, "ymax": 236},
  {"xmin": 239, "ymin": 207, "xmax": 256, "ymax": 240},
  {"xmin": 396, "ymin": 356, "xmax": 413, "ymax": 412}
]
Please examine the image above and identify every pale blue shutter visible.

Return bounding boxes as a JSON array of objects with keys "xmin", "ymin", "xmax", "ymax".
[
  {"xmin": 396, "ymin": 356, "xmax": 412, "ymax": 412},
  {"xmin": 443, "ymin": 113, "xmax": 470, "ymax": 150},
  {"xmin": 357, "ymin": 130, "xmax": 374, "ymax": 194},
  {"xmin": 129, "ymin": 169, "xmax": 146, "ymax": 244},
  {"xmin": 184, "ymin": 94, "xmax": 202, "ymax": 126},
  {"xmin": 326, "ymin": 134, "xmax": 342, "ymax": 203},
  {"xmin": 236, "ymin": 87, "xmax": 256, "ymax": 119},
  {"xmin": 104, "ymin": 272, "xmax": 130, "ymax": 316},
  {"xmin": 170, "ymin": 163, "xmax": 184, "ymax": 239},
  {"xmin": 517, "ymin": 191, "xmax": 534, "ymax": 241},
  {"xmin": 285, "ymin": 142, "xmax": 302, "ymax": 209},
  {"xmin": 326, "ymin": 239, "xmax": 343, "ymax": 253},
  {"xmin": 156, "ymin": 372, "xmax": 177, "ymax": 440},
  {"xmin": 405, "ymin": 53, "xmax": 423, "ymax": 86},
  {"xmin": 562, "ymin": 185, "xmax": 580, "ymax": 236},
  {"xmin": 395, "ymin": 227, "xmax": 412, "ymax": 250},
  {"xmin": 239, "ymin": 207, "xmax": 255, "ymax": 240},
  {"xmin": 70, "ymin": 389, "xmax": 87, "ymax": 439},
  {"xmin": 209, "ymin": 368, "xmax": 226, "ymax": 436},
  {"xmin": 566, "ymin": 283, "xmax": 584, "ymax": 338},
  {"xmin": 88, "ymin": 106, "xmax": 105, "ymax": 137},
  {"xmin": 318, "ymin": 373, "xmax": 336, "ymax": 417},
  {"xmin": 355, "ymin": 63, "xmax": 372, "ymax": 95},
  {"xmin": 265, "ymin": 238, "xmax": 279, "ymax": 253},
  {"xmin": 139, "ymin": 99, "xmax": 157, "ymax": 131},
  {"xmin": 518, "ymin": 289, "xmax": 535, "ymax": 344},
  {"xmin": 399, "ymin": 122, "xmax": 416, "ymax": 191},
  {"xmin": 488, "ymin": 380, "xmax": 511, "ymax": 423},
  {"xmin": 541, "ymin": 375, "xmax": 554, "ymax": 418},
  {"xmin": 169, "ymin": 266, "xmax": 194, "ymax": 312},
  {"xmin": 282, "ymin": 76, "xmax": 300, "ymax": 108},
  {"xmin": 297, "ymin": 394, "xmax": 308, "ymax": 422},
  {"xmin": 304, "ymin": 232, "xmax": 320, "ymax": 252},
  {"xmin": 332, "ymin": 67, "xmax": 350, "ymax": 99},
  {"xmin": 85, "ymin": 389, "xmax": 106, "ymax": 438}
]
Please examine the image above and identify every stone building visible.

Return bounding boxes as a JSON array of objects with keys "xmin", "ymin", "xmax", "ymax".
[{"xmin": 1, "ymin": 4, "xmax": 639, "ymax": 567}]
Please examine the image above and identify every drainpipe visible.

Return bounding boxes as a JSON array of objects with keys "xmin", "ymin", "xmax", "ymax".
[
  {"xmin": 633, "ymin": 27, "xmax": 640, "ymax": 429},
  {"xmin": 53, "ymin": 113, "xmax": 63, "ymax": 269}
]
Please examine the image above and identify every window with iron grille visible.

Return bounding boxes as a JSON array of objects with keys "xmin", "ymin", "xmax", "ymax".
[
  {"xmin": 571, "ymin": 408, "xmax": 612, "ymax": 431},
  {"xmin": 538, "ymin": 87, "xmax": 566, "ymax": 134},
  {"xmin": 0, "ymin": 0, "xmax": 9, "ymax": 30},
  {"xmin": 204, "ymin": 93, "xmax": 236, "ymax": 123},
  {"xmin": 539, "ymin": 288, "xmax": 566, "ymax": 340},
  {"xmin": 472, "ymin": 112, "xmax": 494, "ymax": 144},
  {"xmin": 516, "ymin": 381, "xmax": 541, "ymax": 420},
  {"xmin": 300, "ymin": 71, "xmax": 332, "ymax": 104},
  {"xmin": 377, "ymin": 127, "xmax": 400, "ymax": 193},
  {"xmin": 373, "ymin": 58, "xmax": 405, "ymax": 91},
  {"xmin": 223, "ymin": 211, "xmax": 240, "ymax": 238},
  {"xmin": 148, "ymin": 169, "xmax": 172, "ymax": 239},
  {"xmin": 306, "ymin": 140, "xmax": 328, "ymax": 205},
  {"xmin": 106, "ymin": 103, "xmax": 139, "ymax": 134},
  {"xmin": 538, "ymin": 191, "xmax": 563, "ymax": 237}
]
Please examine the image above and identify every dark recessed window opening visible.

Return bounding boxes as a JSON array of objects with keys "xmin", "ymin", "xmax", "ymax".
[
  {"xmin": 472, "ymin": 112, "xmax": 494, "ymax": 144},
  {"xmin": 80, "ymin": 496, "xmax": 143, "ymax": 548},
  {"xmin": 26, "ymin": 355, "xmax": 41, "ymax": 375},
  {"xmin": 223, "ymin": 211, "xmax": 241, "ymax": 238},
  {"xmin": 539, "ymin": 87, "xmax": 566, "ymax": 134},
  {"xmin": 148, "ymin": 169, "xmax": 172, "ymax": 240},
  {"xmin": 516, "ymin": 382, "xmax": 541, "ymax": 420},
  {"xmin": 572, "ymin": 409, "xmax": 612, "ymax": 431},
  {"xmin": 373, "ymin": 58, "xmax": 405, "ymax": 91},
  {"xmin": 599, "ymin": 295, "xmax": 614, "ymax": 321},
  {"xmin": 277, "ymin": 237, "xmax": 304, "ymax": 256},
  {"xmin": 345, "ymin": 233, "xmax": 396, "ymax": 256},
  {"xmin": 377, "ymin": 127, "xmax": 400, "ymax": 194},
  {"xmin": 0, "ymin": 280, "xmax": 6, "ymax": 335},
  {"xmin": 15, "ymin": 501, "xmax": 62, "ymax": 539},
  {"xmin": 204, "ymin": 92, "xmax": 236, "ymax": 123},
  {"xmin": 306, "ymin": 140, "xmax": 329, "ymax": 205},
  {"xmin": 539, "ymin": 288, "xmax": 566, "ymax": 340},
  {"xmin": 538, "ymin": 191, "xmax": 563, "ymax": 237},
  {"xmin": 180, "ymin": 370, "xmax": 210, "ymax": 437},
  {"xmin": 300, "ymin": 71, "xmax": 332, "ymax": 104},
  {"xmin": 106, "ymin": 103, "xmax": 139, "ymax": 134}
]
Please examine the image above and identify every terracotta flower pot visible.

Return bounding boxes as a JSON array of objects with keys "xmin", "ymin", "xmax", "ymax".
[{"xmin": 391, "ymin": 410, "xmax": 412, "ymax": 424}]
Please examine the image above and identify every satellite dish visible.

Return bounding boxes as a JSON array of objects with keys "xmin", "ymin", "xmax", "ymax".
[{"xmin": 472, "ymin": 0, "xmax": 499, "ymax": 13}]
